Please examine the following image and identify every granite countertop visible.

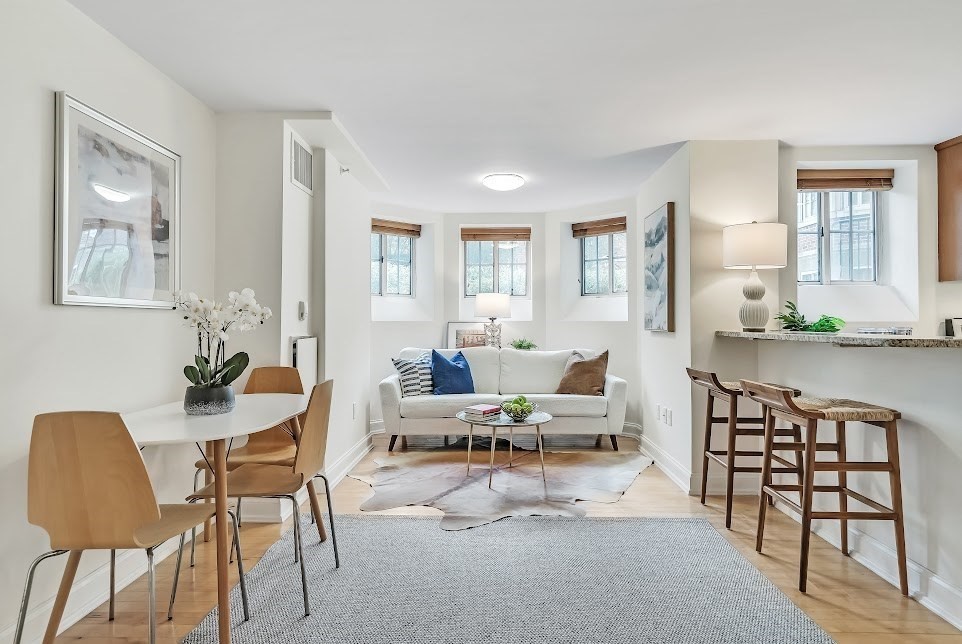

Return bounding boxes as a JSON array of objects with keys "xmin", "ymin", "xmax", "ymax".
[{"xmin": 715, "ymin": 330, "xmax": 962, "ymax": 348}]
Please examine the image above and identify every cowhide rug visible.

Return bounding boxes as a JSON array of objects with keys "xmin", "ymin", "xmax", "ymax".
[{"xmin": 349, "ymin": 443, "xmax": 652, "ymax": 530}]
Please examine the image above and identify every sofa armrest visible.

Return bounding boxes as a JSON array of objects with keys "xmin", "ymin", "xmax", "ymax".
[
  {"xmin": 604, "ymin": 374, "xmax": 628, "ymax": 435},
  {"xmin": 379, "ymin": 374, "xmax": 403, "ymax": 436}
]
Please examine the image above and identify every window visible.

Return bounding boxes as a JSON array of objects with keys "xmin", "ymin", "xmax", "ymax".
[
  {"xmin": 370, "ymin": 232, "xmax": 414, "ymax": 296},
  {"xmin": 796, "ymin": 191, "xmax": 878, "ymax": 284},
  {"xmin": 463, "ymin": 240, "xmax": 528, "ymax": 296},
  {"xmin": 580, "ymin": 232, "xmax": 627, "ymax": 295}
]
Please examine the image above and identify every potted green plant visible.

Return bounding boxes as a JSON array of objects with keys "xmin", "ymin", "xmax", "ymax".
[
  {"xmin": 774, "ymin": 301, "xmax": 845, "ymax": 333},
  {"xmin": 174, "ymin": 289, "xmax": 272, "ymax": 415},
  {"xmin": 510, "ymin": 338, "xmax": 538, "ymax": 350}
]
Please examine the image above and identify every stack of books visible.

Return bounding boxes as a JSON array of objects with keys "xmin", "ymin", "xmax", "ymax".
[{"xmin": 462, "ymin": 403, "xmax": 501, "ymax": 421}]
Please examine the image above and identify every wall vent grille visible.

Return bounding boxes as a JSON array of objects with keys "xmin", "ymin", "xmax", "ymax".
[{"xmin": 291, "ymin": 134, "xmax": 313, "ymax": 194}]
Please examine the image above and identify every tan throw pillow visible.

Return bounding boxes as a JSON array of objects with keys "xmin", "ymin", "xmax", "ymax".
[{"xmin": 556, "ymin": 350, "xmax": 608, "ymax": 396}]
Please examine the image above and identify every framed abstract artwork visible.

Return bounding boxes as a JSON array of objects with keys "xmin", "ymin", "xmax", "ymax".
[
  {"xmin": 644, "ymin": 202, "xmax": 675, "ymax": 331},
  {"xmin": 55, "ymin": 92, "xmax": 181, "ymax": 308}
]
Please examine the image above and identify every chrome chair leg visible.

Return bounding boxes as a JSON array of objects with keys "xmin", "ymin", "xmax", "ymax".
[
  {"xmin": 146, "ymin": 548, "xmax": 157, "ymax": 644},
  {"xmin": 14, "ymin": 550, "xmax": 68, "ymax": 644},
  {"xmin": 167, "ymin": 533, "xmax": 187, "ymax": 620},
  {"xmin": 318, "ymin": 474, "xmax": 340, "ymax": 569},
  {"xmin": 288, "ymin": 496, "xmax": 310, "ymax": 616},
  {"xmin": 227, "ymin": 510, "xmax": 250, "ymax": 621},
  {"xmin": 236, "ymin": 497, "xmax": 243, "ymax": 527},
  {"xmin": 109, "ymin": 549, "xmax": 116, "ymax": 621},
  {"xmin": 190, "ymin": 468, "xmax": 202, "ymax": 567}
]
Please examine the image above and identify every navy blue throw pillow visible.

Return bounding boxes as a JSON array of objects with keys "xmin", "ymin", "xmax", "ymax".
[{"xmin": 431, "ymin": 350, "xmax": 475, "ymax": 395}]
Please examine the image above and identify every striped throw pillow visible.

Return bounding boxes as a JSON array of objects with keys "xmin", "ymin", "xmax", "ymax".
[{"xmin": 391, "ymin": 352, "xmax": 434, "ymax": 397}]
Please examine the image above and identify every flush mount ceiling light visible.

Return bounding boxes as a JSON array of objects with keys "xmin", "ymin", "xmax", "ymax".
[
  {"xmin": 92, "ymin": 183, "xmax": 131, "ymax": 202},
  {"xmin": 481, "ymin": 173, "xmax": 525, "ymax": 191}
]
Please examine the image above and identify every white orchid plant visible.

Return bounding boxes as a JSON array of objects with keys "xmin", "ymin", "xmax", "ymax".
[{"xmin": 173, "ymin": 288, "xmax": 272, "ymax": 388}]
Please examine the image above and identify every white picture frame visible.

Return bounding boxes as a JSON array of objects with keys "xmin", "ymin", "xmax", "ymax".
[
  {"xmin": 445, "ymin": 322, "xmax": 486, "ymax": 349},
  {"xmin": 55, "ymin": 92, "xmax": 181, "ymax": 308}
]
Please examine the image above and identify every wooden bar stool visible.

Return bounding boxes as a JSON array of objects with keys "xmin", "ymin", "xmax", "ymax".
[
  {"xmin": 687, "ymin": 369, "xmax": 803, "ymax": 529},
  {"xmin": 741, "ymin": 380, "xmax": 908, "ymax": 595}
]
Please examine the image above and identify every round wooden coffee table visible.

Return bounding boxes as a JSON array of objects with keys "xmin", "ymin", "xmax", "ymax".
[{"xmin": 455, "ymin": 410, "xmax": 553, "ymax": 489}]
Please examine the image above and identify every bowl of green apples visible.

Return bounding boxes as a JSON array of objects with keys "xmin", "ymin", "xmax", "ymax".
[{"xmin": 501, "ymin": 395, "xmax": 537, "ymax": 422}]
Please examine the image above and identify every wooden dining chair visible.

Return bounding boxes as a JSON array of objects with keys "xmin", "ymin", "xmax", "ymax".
[
  {"xmin": 16, "ymin": 411, "xmax": 248, "ymax": 644},
  {"xmin": 188, "ymin": 380, "xmax": 339, "ymax": 617},
  {"xmin": 190, "ymin": 366, "xmax": 328, "ymax": 566}
]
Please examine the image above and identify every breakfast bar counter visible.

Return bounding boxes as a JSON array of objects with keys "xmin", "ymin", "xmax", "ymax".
[{"xmin": 715, "ymin": 329, "xmax": 962, "ymax": 348}]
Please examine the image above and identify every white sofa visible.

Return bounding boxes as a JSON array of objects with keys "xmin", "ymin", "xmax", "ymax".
[{"xmin": 379, "ymin": 347, "xmax": 628, "ymax": 450}]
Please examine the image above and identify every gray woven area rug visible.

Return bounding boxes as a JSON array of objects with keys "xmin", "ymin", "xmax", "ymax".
[{"xmin": 183, "ymin": 516, "xmax": 834, "ymax": 644}]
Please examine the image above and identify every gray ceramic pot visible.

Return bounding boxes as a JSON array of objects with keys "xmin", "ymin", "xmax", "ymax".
[{"xmin": 184, "ymin": 385, "xmax": 236, "ymax": 416}]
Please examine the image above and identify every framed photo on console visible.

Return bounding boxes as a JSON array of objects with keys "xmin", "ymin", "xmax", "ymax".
[
  {"xmin": 55, "ymin": 91, "xmax": 181, "ymax": 308},
  {"xmin": 446, "ymin": 322, "xmax": 486, "ymax": 349}
]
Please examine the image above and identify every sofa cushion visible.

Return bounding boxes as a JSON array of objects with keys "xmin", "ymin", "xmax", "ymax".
[
  {"xmin": 499, "ymin": 348, "xmax": 574, "ymax": 394},
  {"xmin": 391, "ymin": 352, "xmax": 433, "ymax": 397},
  {"xmin": 556, "ymin": 350, "xmax": 608, "ymax": 396},
  {"xmin": 400, "ymin": 394, "xmax": 503, "ymax": 419},
  {"xmin": 432, "ymin": 350, "xmax": 474, "ymax": 395},
  {"xmin": 399, "ymin": 346, "xmax": 500, "ymax": 393},
  {"xmin": 498, "ymin": 393, "xmax": 608, "ymax": 418}
]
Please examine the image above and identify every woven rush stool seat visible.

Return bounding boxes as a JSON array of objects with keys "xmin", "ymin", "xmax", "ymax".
[
  {"xmin": 740, "ymin": 380, "xmax": 909, "ymax": 596},
  {"xmin": 687, "ymin": 368, "xmax": 802, "ymax": 529}
]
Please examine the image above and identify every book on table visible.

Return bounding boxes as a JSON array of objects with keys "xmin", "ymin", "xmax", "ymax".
[{"xmin": 463, "ymin": 403, "xmax": 501, "ymax": 420}]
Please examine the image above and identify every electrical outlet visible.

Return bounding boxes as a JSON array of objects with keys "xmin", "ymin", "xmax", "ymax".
[
  {"xmin": 352, "ymin": 402, "xmax": 357, "ymax": 420},
  {"xmin": 661, "ymin": 407, "xmax": 668, "ymax": 423},
  {"xmin": 656, "ymin": 404, "xmax": 662, "ymax": 419},
  {"xmin": 666, "ymin": 409, "xmax": 673, "ymax": 426}
]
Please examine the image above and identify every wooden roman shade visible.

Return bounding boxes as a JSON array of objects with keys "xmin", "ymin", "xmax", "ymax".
[
  {"xmin": 371, "ymin": 218, "xmax": 421, "ymax": 238},
  {"xmin": 796, "ymin": 169, "xmax": 894, "ymax": 192},
  {"xmin": 571, "ymin": 216, "xmax": 627, "ymax": 238},
  {"xmin": 460, "ymin": 227, "xmax": 531, "ymax": 242}
]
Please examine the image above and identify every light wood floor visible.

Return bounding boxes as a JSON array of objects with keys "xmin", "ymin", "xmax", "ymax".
[{"xmin": 58, "ymin": 434, "xmax": 961, "ymax": 643}]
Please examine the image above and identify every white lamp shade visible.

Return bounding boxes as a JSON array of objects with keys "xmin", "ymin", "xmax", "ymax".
[
  {"xmin": 722, "ymin": 222, "xmax": 788, "ymax": 269},
  {"xmin": 475, "ymin": 292, "xmax": 511, "ymax": 318}
]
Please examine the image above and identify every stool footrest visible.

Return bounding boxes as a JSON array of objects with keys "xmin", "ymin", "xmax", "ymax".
[
  {"xmin": 761, "ymin": 486, "xmax": 802, "ymax": 514},
  {"xmin": 813, "ymin": 461, "xmax": 893, "ymax": 472},
  {"xmin": 771, "ymin": 442, "xmax": 840, "ymax": 452},
  {"xmin": 710, "ymin": 416, "xmax": 765, "ymax": 425},
  {"xmin": 812, "ymin": 511, "xmax": 897, "ymax": 521}
]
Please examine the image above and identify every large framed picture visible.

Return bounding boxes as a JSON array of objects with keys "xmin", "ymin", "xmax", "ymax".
[
  {"xmin": 55, "ymin": 92, "xmax": 180, "ymax": 308},
  {"xmin": 644, "ymin": 202, "xmax": 675, "ymax": 331},
  {"xmin": 445, "ymin": 322, "xmax": 486, "ymax": 349}
]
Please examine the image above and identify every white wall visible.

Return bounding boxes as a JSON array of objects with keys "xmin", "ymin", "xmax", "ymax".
[
  {"xmin": 544, "ymin": 198, "xmax": 639, "ymax": 424},
  {"xmin": 320, "ymin": 151, "xmax": 374, "ymax": 468},
  {"xmin": 636, "ymin": 144, "xmax": 693, "ymax": 488},
  {"xmin": 0, "ymin": 0, "xmax": 217, "ymax": 639},
  {"xmin": 280, "ymin": 124, "xmax": 314, "ymax": 362},
  {"xmin": 690, "ymin": 140, "xmax": 778, "ymax": 490}
]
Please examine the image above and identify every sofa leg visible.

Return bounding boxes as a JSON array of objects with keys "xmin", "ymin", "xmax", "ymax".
[
  {"xmin": 443, "ymin": 435, "xmax": 450, "ymax": 447},
  {"xmin": 595, "ymin": 435, "xmax": 603, "ymax": 449},
  {"xmin": 401, "ymin": 436, "xmax": 409, "ymax": 450},
  {"xmin": 609, "ymin": 435, "xmax": 619, "ymax": 451},
  {"xmin": 388, "ymin": 435, "xmax": 398, "ymax": 452}
]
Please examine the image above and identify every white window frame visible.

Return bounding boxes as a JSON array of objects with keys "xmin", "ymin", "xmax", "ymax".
[
  {"xmin": 463, "ymin": 240, "xmax": 529, "ymax": 297},
  {"xmin": 797, "ymin": 191, "xmax": 880, "ymax": 285},
  {"xmin": 580, "ymin": 231, "xmax": 628, "ymax": 297},
  {"xmin": 371, "ymin": 232, "xmax": 415, "ymax": 297}
]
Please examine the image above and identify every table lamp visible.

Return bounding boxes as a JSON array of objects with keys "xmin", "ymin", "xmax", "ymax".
[
  {"xmin": 722, "ymin": 221, "xmax": 787, "ymax": 332},
  {"xmin": 475, "ymin": 292, "xmax": 511, "ymax": 348}
]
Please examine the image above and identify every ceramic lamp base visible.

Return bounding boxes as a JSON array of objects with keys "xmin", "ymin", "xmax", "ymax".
[
  {"xmin": 739, "ymin": 269, "xmax": 770, "ymax": 332},
  {"xmin": 483, "ymin": 319, "xmax": 502, "ymax": 348}
]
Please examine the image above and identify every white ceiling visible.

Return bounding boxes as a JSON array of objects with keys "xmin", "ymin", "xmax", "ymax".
[{"xmin": 70, "ymin": 0, "xmax": 962, "ymax": 213}]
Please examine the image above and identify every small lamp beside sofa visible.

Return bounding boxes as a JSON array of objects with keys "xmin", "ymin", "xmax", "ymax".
[{"xmin": 380, "ymin": 347, "xmax": 628, "ymax": 451}]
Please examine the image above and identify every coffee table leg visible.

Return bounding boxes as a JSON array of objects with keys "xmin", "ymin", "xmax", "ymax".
[
  {"xmin": 467, "ymin": 424, "xmax": 473, "ymax": 476},
  {"xmin": 536, "ymin": 425, "xmax": 547, "ymax": 491},
  {"xmin": 488, "ymin": 427, "xmax": 497, "ymax": 489}
]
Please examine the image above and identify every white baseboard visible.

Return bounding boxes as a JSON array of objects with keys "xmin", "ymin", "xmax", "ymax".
[
  {"xmin": 2, "ymin": 538, "xmax": 181, "ymax": 644},
  {"xmin": 622, "ymin": 422, "xmax": 643, "ymax": 439},
  {"xmin": 772, "ymin": 502, "xmax": 962, "ymax": 631},
  {"xmin": 638, "ymin": 435, "xmax": 692, "ymax": 495}
]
